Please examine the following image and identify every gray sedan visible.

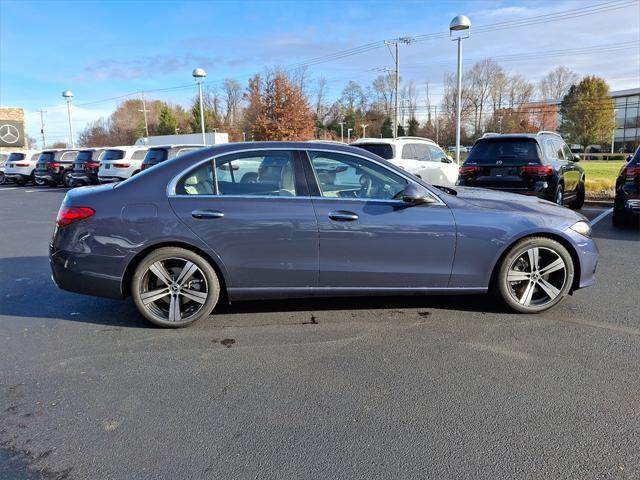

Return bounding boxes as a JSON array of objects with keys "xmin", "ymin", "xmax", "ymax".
[{"xmin": 50, "ymin": 142, "xmax": 598, "ymax": 327}]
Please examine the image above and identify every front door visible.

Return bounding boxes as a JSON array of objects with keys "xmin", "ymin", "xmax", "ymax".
[
  {"xmin": 305, "ymin": 150, "xmax": 457, "ymax": 288},
  {"xmin": 168, "ymin": 150, "xmax": 318, "ymax": 288}
]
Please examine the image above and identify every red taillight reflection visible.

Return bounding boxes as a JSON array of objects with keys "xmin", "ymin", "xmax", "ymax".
[
  {"xmin": 459, "ymin": 165, "xmax": 479, "ymax": 174},
  {"xmin": 113, "ymin": 163, "xmax": 130, "ymax": 168},
  {"xmin": 86, "ymin": 162, "xmax": 100, "ymax": 170},
  {"xmin": 47, "ymin": 162, "xmax": 62, "ymax": 169},
  {"xmin": 56, "ymin": 206, "xmax": 95, "ymax": 228},
  {"xmin": 15, "ymin": 163, "xmax": 29, "ymax": 167},
  {"xmin": 623, "ymin": 166, "xmax": 640, "ymax": 176},
  {"xmin": 520, "ymin": 165, "xmax": 554, "ymax": 176}
]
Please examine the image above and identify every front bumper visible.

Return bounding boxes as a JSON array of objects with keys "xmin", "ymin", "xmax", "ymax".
[{"xmin": 565, "ymin": 228, "xmax": 599, "ymax": 290}]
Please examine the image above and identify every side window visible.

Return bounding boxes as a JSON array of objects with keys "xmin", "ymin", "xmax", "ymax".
[
  {"xmin": 308, "ymin": 150, "xmax": 407, "ymax": 201},
  {"xmin": 544, "ymin": 139, "xmax": 558, "ymax": 160},
  {"xmin": 131, "ymin": 150, "xmax": 147, "ymax": 160},
  {"xmin": 553, "ymin": 139, "xmax": 566, "ymax": 160},
  {"xmin": 427, "ymin": 145, "xmax": 448, "ymax": 162},
  {"xmin": 173, "ymin": 148, "xmax": 198, "ymax": 159},
  {"xmin": 176, "ymin": 161, "xmax": 215, "ymax": 195},
  {"xmin": 401, "ymin": 144, "xmax": 416, "ymax": 159},
  {"xmin": 215, "ymin": 150, "xmax": 298, "ymax": 197},
  {"xmin": 413, "ymin": 144, "xmax": 431, "ymax": 161},
  {"xmin": 561, "ymin": 142, "xmax": 573, "ymax": 161}
]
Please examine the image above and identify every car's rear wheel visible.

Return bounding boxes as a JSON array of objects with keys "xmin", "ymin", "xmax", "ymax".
[
  {"xmin": 62, "ymin": 171, "xmax": 74, "ymax": 187},
  {"xmin": 131, "ymin": 247, "xmax": 220, "ymax": 328},
  {"xmin": 33, "ymin": 173, "xmax": 45, "ymax": 186},
  {"xmin": 554, "ymin": 184, "xmax": 564, "ymax": 206},
  {"xmin": 569, "ymin": 182, "xmax": 585, "ymax": 210},
  {"xmin": 495, "ymin": 237, "xmax": 574, "ymax": 313}
]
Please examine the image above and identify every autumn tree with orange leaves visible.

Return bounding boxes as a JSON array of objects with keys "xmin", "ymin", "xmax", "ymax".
[{"xmin": 245, "ymin": 72, "xmax": 315, "ymax": 141}]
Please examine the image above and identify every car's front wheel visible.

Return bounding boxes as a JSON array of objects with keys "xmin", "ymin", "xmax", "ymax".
[
  {"xmin": 131, "ymin": 247, "xmax": 220, "ymax": 327},
  {"xmin": 495, "ymin": 237, "xmax": 574, "ymax": 313},
  {"xmin": 568, "ymin": 182, "xmax": 585, "ymax": 210}
]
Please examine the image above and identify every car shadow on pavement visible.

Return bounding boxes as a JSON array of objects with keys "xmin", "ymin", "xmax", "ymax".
[{"xmin": 1, "ymin": 256, "xmax": 508, "ymax": 328}]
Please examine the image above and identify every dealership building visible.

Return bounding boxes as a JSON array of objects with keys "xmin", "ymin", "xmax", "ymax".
[{"xmin": 612, "ymin": 87, "xmax": 640, "ymax": 152}]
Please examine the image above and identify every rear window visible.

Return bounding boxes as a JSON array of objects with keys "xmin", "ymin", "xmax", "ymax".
[
  {"xmin": 352, "ymin": 143, "xmax": 394, "ymax": 160},
  {"xmin": 75, "ymin": 151, "xmax": 93, "ymax": 162},
  {"xmin": 39, "ymin": 152, "xmax": 54, "ymax": 163},
  {"xmin": 467, "ymin": 139, "xmax": 541, "ymax": 165},
  {"xmin": 143, "ymin": 148, "xmax": 168, "ymax": 164},
  {"xmin": 103, "ymin": 149, "xmax": 125, "ymax": 161},
  {"xmin": 8, "ymin": 153, "xmax": 25, "ymax": 161}
]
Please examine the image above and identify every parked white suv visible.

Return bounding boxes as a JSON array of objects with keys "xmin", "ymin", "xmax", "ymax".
[
  {"xmin": 98, "ymin": 146, "xmax": 149, "ymax": 183},
  {"xmin": 351, "ymin": 137, "xmax": 459, "ymax": 186},
  {"xmin": 4, "ymin": 150, "xmax": 42, "ymax": 185}
]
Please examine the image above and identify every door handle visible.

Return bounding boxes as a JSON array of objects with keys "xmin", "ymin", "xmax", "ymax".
[
  {"xmin": 192, "ymin": 209, "xmax": 224, "ymax": 219},
  {"xmin": 328, "ymin": 210, "xmax": 359, "ymax": 222}
]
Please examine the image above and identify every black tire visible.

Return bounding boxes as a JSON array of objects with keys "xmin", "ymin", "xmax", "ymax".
[
  {"xmin": 62, "ymin": 170, "xmax": 74, "ymax": 188},
  {"xmin": 554, "ymin": 184, "xmax": 564, "ymax": 206},
  {"xmin": 16, "ymin": 179, "xmax": 26, "ymax": 186},
  {"xmin": 495, "ymin": 236, "xmax": 574, "ymax": 313},
  {"xmin": 131, "ymin": 247, "xmax": 220, "ymax": 328},
  {"xmin": 568, "ymin": 182, "xmax": 585, "ymax": 210},
  {"xmin": 0, "ymin": 173, "xmax": 5, "ymax": 185}
]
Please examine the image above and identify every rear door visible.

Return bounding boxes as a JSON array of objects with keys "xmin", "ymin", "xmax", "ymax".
[
  {"xmin": 168, "ymin": 149, "xmax": 318, "ymax": 289},
  {"xmin": 305, "ymin": 149, "xmax": 456, "ymax": 288},
  {"xmin": 557, "ymin": 139, "xmax": 581, "ymax": 195}
]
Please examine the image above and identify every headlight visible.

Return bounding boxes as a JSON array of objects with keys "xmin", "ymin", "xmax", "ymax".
[{"xmin": 570, "ymin": 220, "xmax": 592, "ymax": 238}]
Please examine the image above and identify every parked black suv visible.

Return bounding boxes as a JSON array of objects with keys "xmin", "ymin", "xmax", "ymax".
[
  {"xmin": 34, "ymin": 149, "xmax": 79, "ymax": 187},
  {"xmin": 457, "ymin": 132, "xmax": 585, "ymax": 209},
  {"xmin": 140, "ymin": 144, "xmax": 203, "ymax": 171},
  {"xmin": 613, "ymin": 147, "xmax": 640, "ymax": 227},
  {"xmin": 70, "ymin": 148, "xmax": 105, "ymax": 186}
]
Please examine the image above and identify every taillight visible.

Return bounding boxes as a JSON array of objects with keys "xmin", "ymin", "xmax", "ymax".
[
  {"xmin": 56, "ymin": 206, "xmax": 95, "ymax": 228},
  {"xmin": 47, "ymin": 162, "xmax": 62, "ymax": 169},
  {"xmin": 459, "ymin": 165, "xmax": 479, "ymax": 174},
  {"xmin": 520, "ymin": 165, "xmax": 554, "ymax": 176},
  {"xmin": 16, "ymin": 163, "xmax": 29, "ymax": 167},
  {"xmin": 87, "ymin": 162, "xmax": 100, "ymax": 170},
  {"xmin": 113, "ymin": 163, "xmax": 130, "ymax": 168},
  {"xmin": 140, "ymin": 164, "xmax": 147, "ymax": 171},
  {"xmin": 623, "ymin": 166, "xmax": 640, "ymax": 176}
]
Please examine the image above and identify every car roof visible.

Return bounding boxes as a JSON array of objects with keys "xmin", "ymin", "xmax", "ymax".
[
  {"xmin": 7, "ymin": 149, "xmax": 40, "ymax": 155},
  {"xmin": 352, "ymin": 137, "xmax": 437, "ymax": 145},
  {"xmin": 148, "ymin": 144, "xmax": 206, "ymax": 149},
  {"xmin": 103, "ymin": 145, "xmax": 149, "ymax": 151}
]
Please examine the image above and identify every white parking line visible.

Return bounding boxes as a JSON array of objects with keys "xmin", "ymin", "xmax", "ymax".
[
  {"xmin": 590, "ymin": 208, "xmax": 613, "ymax": 226},
  {"xmin": 0, "ymin": 187, "xmax": 18, "ymax": 191}
]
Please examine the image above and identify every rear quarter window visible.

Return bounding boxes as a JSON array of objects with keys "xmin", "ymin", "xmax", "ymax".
[
  {"xmin": 59, "ymin": 151, "xmax": 77, "ymax": 161},
  {"xmin": 131, "ymin": 150, "xmax": 148, "ymax": 160},
  {"xmin": 352, "ymin": 143, "xmax": 395, "ymax": 160}
]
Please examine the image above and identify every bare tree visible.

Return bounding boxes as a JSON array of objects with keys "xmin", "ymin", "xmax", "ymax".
[
  {"xmin": 313, "ymin": 77, "xmax": 328, "ymax": 124},
  {"xmin": 538, "ymin": 66, "xmax": 580, "ymax": 101},
  {"xmin": 340, "ymin": 81, "xmax": 364, "ymax": 112},
  {"xmin": 466, "ymin": 59, "xmax": 503, "ymax": 135},
  {"xmin": 371, "ymin": 74, "xmax": 394, "ymax": 116},
  {"xmin": 223, "ymin": 79, "xmax": 243, "ymax": 127}
]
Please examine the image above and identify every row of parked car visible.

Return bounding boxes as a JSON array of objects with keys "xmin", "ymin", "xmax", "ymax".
[
  {"xmin": 0, "ymin": 144, "xmax": 204, "ymax": 187},
  {"xmin": 1, "ymin": 133, "xmax": 638, "ymax": 226}
]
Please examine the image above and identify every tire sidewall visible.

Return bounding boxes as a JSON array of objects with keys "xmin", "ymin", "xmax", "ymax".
[
  {"xmin": 131, "ymin": 247, "xmax": 220, "ymax": 328},
  {"xmin": 497, "ymin": 237, "xmax": 574, "ymax": 313},
  {"xmin": 554, "ymin": 184, "xmax": 564, "ymax": 206}
]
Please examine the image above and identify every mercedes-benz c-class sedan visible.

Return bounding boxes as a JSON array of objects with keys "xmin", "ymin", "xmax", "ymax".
[{"xmin": 50, "ymin": 142, "xmax": 598, "ymax": 327}]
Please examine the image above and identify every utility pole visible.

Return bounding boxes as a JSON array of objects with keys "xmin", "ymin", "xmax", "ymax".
[
  {"xmin": 338, "ymin": 121, "xmax": 345, "ymax": 143},
  {"xmin": 435, "ymin": 106, "xmax": 439, "ymax": 145},
  {"xmin": 361, "ymin": 124, "xmax": 368, "ymax": 138},
  {"xmin": 39, "ymin": 110, "xmax": 46, "ymax": 149},
  {"xmin": 139, "ymin": 92, "xmax": 150, "ymax": 139},
  {"xmin": 384, "ymin": 37, "xmax": 413, "ymax": 139}
]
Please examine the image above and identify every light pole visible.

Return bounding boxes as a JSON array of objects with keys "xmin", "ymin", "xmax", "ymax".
[
  {"xmin": 192, "ymin": 68, "xmax": 207, "ymax": 145},
  {"xmin": 450, "ymin": 15, "xmax": 471, "ymax": 165},
  {"xmin": 347, "ymin": 128, "xmax": 352, "ymax": 143},
  {"xmin": 62, "ymin": 90, "xmax": 75, "ymax": 148},
  {"xmin": 338, "ymin": 121, "xmax": 345, "ymax": 142},
  {"xmin": 139, "ymin": 92, "xmax": 150, "ymax": 139},
  {"xmin": 361, "ymin": 124, "xmax": 368, "ymax": 138},
  {"xmin": 611, "ymin": 109, "xmax": 617, "ymax": 154}
]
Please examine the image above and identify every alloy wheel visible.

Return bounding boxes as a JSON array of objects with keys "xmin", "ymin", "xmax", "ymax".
[
  {"xmin": 139, "ymin": 257, "xmax": 209, "ymax": 323},
  {"xmin": 505, "ymin": 246, "xmax": 567, "ymax": 308}
]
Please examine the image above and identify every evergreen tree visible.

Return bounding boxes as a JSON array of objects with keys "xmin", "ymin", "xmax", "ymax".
[{"xmin": 157, "ymin": 104, "xmax": 178, "ymax": 135}]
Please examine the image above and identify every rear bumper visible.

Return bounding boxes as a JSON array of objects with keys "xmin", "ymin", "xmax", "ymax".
[
  {"xmin": 70, "ymin": 172, "xmax": 98, "ymax": 184},
  {"xmin": 49, "ymin": 245, "xmax": 123, "ymax": 299},
  {"xmin": 456, "ymin": 181, "xmax": 553, "ymax": 200},
  {"xmin": 5, "ymin": 173, "xmax": 30, "ymax": 181},
  {"xmin": 35, "ymin": 172, "xmax": 58, "ymax": 183},
  {"xmin": 98, "ymin": 176, "xmax": 125, "ymax": 183}
]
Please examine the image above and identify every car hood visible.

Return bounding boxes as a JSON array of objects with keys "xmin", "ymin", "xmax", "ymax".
[{"xmin": 451, "ymin": 186, "xmax": 587, "ymax": 222}]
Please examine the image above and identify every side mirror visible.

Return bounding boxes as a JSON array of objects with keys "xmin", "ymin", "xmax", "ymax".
[
  {"xmin": 442, "ymin": 156, "xmax": 453, "ymax": 164},
  {"xmin": 573, "ymin": 154, "xmax": 581, "ymax": 162},
  {"xmin": 627, "ymin": 155, "xmax": 633, "ymax": 162},
  {"xmin": 401, "ymin": 183, "xmax": 436, "ymax": 205}
]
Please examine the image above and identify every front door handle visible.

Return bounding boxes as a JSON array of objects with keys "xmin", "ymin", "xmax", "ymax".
[
  {"xmin": 328, "ymin": 210, "xmax": 359, "ymax": 222},
  {"xmin": 192, "ymin": 209, "xmax": 224, "ymax": 219}
]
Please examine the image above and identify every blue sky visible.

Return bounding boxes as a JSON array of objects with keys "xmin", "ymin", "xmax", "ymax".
[{"xmin": 1, "ymin": 0, "xmax": 638, "ymax": 146}]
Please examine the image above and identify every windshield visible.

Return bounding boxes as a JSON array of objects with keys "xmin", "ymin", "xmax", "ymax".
[
  {"xmin": 143, "ymin": 148, "xmax": 168, "ymax": 164},
  {"xmin": 466, "ymin": 139, "xmax": 541, "ymax": 165},
  {"xmin": 352, "ymin": 143, "xmax": 394, "ymax": 160},
  {"xmin": 103, "ymin": 149, "xmax": 125, "ymax": 161},
  {"xmin": 8, "ymin": 153, "xmax": 25, "ymax": 161}
]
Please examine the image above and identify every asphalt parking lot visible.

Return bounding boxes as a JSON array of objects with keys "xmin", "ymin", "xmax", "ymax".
[{"xmin": 0, "ymin": 184, "xmax": 638, "ymax": 480}]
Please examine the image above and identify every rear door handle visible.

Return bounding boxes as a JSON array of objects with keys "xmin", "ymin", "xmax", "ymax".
[
  {"xmin": 328, "ymin": 210, "xmax": 359, "ymax": 222},
  {"xmin": 192, "ymin": 209, "xmax": 224, "ymax": 219}
]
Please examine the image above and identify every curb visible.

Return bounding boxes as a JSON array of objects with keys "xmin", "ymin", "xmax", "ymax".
[{"xmin": 584, "ymin": 200, "xmax": 614, "ymax": 208}]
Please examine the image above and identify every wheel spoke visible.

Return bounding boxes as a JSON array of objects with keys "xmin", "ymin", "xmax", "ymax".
[
  {"xmin": 180, "ymin": 288, "xmax": 207, "ymax": 304},
  {"xmin": 140, "ymin": 287, "xmax": 170, "ymax": 305},
  {"xmin": 519, "ymin": 281, "xmax": 536, "ymax": 306},
  {"xmin": 507, "ymin": 269, "xmax": 530, "ymax": 282},
  {"xmin": 539, "ymin": 257, "xmax": 565, "ymax": 276},
  {"xmin": 168, "ymin": 295, "xmax": 181, "ymax": 321},
  {"xmin": 149, "ymin": 262, "xmax": 173, "ymax": 286},
  {"xmin": 538, "ymin": 278, "xmax": 561, "ymax": 300},
  {"xmin": 527, "ymin": 248, "xmax": 540, "ymax": 271},
  {"xmin": 176, "ymin": 261, "xmax": 198, "ymax": 286}
]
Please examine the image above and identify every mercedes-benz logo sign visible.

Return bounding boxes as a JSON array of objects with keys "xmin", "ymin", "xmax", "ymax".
[
  {"xmin": 0, "ymin": 124, "xmax": 20, "ymax": 144},
  {"xmin": 496, "ymin": 160, "xmax": 503, "ymax": 166}
]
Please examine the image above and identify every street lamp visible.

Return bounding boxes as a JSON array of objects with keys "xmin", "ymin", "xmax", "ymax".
[
  {"xmin": 192, "ymin": 67, "xmax": 207, "ymax": 145},
  {"xmin": 361, "ymin": 124, "xmax": 368, "ymax": 138},
  {"xmin": 450, "ymin": 14, "xmax": 471, "ymax": 165},
  {"xmin": 62, "ymin": 90, "xmax": 75, "ymax": 148},
  {"xmin": 347, "ymin": 128, "xmax": 353, "ymax": 143}
]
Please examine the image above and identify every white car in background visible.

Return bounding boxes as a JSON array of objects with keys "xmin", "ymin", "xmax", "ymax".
[
  {"xmin": 0, "ymin": 153, "xmax": 8, "ymax": 184},
  {"xmin": 352, "ymin": 137, "xmax": 460, "ymax": 186},
  {"xmin": 4, "ymin": 150, "xmax": 42, "ymax": 185},
  {"xmin": 98, "ymin": 146, "xmax": 149, "ymax": 183}
]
